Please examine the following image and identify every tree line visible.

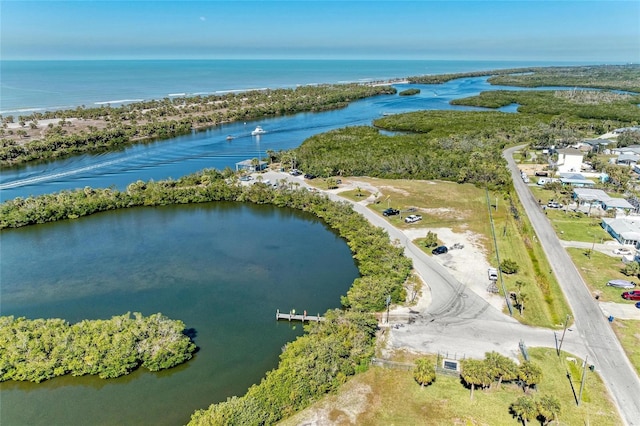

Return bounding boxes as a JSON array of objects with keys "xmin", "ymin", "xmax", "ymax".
[
  {"xmin": 0, "ymin": 169, "xmax": 411, "ymax": 312},
  {"xmin": 0, "ymin": 312, "xmax": 196, "ymax": 383},
  {"xmin": 0, "ymin": 84, "xmax": 396, "ymax": 167}
]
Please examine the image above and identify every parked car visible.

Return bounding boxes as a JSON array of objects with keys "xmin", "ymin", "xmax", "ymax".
[
  {"xmin": 239, "ymin": 175, "xmax": 253, "ymax": 181},
  {"xmin": 488, "ymin": 267, "xmax": 498, "ymax": 281},
  {"xmin": 405, "ymin": 214, "xmax": 422, "ymax": 223},
  {"xmin": 432, "ymin": 246, "xmax": 448, "ymax": 255},
  {"xmin": 613, "ymin": 247, "xmax": 634, "ymax": 256},
  {"xmin": 636, "ymin": 301, "xmax": 640, "ymax": 309},
  {"xmin": 607, "ymin": 279, "xmax": 636, "ymax": 289},
  {"xmin": 382, "ymin": 208, "xmax": 400, "ymax": 216},
  {"xmin": 304, "ymin": 173, "xmax": 316, "ymax": 179},
  {"xmin": 547, "ymin": 201, "xmax": 562, "ymax": 209},
  {"xmin": 289, "ymin": 169, "xmax": 302, "ymax": 176},
  {"xmin": 622, "ymin": 290, "xmax": 640, "ymax": 300}
]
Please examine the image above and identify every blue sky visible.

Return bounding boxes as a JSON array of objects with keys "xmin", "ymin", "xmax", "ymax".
[{"xmin": 2, "ymin": 1, "xmax": 638, "ymax": 61}]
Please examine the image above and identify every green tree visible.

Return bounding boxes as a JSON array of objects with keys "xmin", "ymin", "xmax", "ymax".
[
  {"xmin": 537, "ymin": 394, "xmax": 561, "ymax": 425},
  {"xmin": 460, "ymin": 359, "xmax": 492, "ymax": 400},
  {"xmin": 621, "ymin": 261, "xmax": 640, "ymax": 277},
  {"xmin": 424, "ymin": 231, "xmax": 438, "ymax": 248},
  {"xmin": 510, "ymin": 395, "xmax": 537, "ymax": 426},
  {"xmin": 413, "ymin": 358, "xmax": 436, "ymax": 388},
  {"xmin": 518, "ymin": 361, "xmax": 543, "ymax": 393},
  {"xmin": 500, "ymin": 259, "xmax": 519, "ymax": 274},
  {"xmin": 485, "ymin": 351, "xmax": 518, "ymax": 389}
]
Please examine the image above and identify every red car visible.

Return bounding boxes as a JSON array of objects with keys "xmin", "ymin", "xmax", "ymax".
[{"xmin": 622, "ymin": 290, "xmax": 640, "ymax": 300}]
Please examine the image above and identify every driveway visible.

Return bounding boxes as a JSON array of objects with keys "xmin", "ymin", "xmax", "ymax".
[{"xmin": 505, "ymin": 145, "xmax": 640, "ymax": 425}]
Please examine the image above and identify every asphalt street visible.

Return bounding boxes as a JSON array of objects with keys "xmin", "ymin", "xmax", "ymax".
[
  {"xmin": 259, "ymin": 168, "xmax": 639, "ymax": 425},
  {"xmin": 505, "ymin": 145, "xmax": 640, "ymax": 426}
]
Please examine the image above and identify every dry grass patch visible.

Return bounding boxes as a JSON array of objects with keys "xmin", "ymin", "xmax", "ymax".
[{"xmin": 279, "ymin": 348, "xmax": 621, "ymax": 425}]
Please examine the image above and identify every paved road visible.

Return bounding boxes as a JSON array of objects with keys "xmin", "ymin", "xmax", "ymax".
[
  {"xmin": 505, "ymin": 145, "xmax": 640, "ymax": 426},
  {"xmin": 260, "ymin": 169, "xmax": 637, "ymax": 424},
  {"xmin": 260, "ymin": 170, "xmax": 587, "ymax": 361}
]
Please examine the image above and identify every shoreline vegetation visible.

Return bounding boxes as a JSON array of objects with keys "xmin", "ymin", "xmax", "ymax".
[
  {"xmin": 1, "ymin": 65, "xmax": 638, "ymax": 169},
  {"xmin": 2, "ymin": 64, "xmax": 640, "ymax": 423},
  {"xmin": 1, "ymin": 170, "xmax": 412, "ymax": 423},
  {"xmin": 0, "ymin": 84, "xmax": 396, "ymax": 167},
  {"xmin": 0, "ymin": 312, "xmax": 196, "ymax": 383}
]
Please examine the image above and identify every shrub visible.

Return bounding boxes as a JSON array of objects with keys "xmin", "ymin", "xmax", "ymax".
[{"xmin": 500, "ymin": 259, "xmax": 520, "ymax": 274}]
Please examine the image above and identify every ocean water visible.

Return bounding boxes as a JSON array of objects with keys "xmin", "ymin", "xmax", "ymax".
[{"xmin": 0, "ymin": 59, "xmax": 587, "ymax": 116}]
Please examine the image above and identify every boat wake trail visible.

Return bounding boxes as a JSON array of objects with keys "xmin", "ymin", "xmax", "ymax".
[{"xmin": 0, "ymin": 155, "xmax": 140, "ymax": 190}]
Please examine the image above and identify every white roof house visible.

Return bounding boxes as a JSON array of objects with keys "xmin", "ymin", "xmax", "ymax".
[
  {"xmin": 602, "ymin": 217, "xmax": 640, "ymax": 246},
  {"xmin": 556, "ymin": 148, "xmax": 583, "ymax": 173},
  {"xmin": 572, "ymin": 188, "xmax": 635, "ymax": 212}
]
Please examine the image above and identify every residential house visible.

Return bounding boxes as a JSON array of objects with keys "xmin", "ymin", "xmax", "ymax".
[
  {"xmin": 559, "ymin": 173, "xmax": 595, "ymax": 187},
  {"xmin": 572, "ymin": 188, "xmax": 635, "ymax": 213},
  {"xmin": 602, "ymin": 217, "xmax": 640, "ymax": 246},
  {"xmin": 556, "ymin": 148, "xmax": 584, "ymax": 173}
]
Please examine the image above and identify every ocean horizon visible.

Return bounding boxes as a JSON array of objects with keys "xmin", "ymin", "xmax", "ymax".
[{"xmin": 0, "ymin": 59, "xmax": 599, "ymax": 116}]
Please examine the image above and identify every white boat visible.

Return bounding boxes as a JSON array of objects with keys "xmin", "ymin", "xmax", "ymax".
[{"xmin": 251, "ymin": 126, "xmax": 266, "ymax": 135}]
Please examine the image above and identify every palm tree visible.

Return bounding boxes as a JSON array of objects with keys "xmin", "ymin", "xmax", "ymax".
[
  {"xmin": 518, "ymin": 361, "xmax": 543, "ymax": 393},
  {"xmin": 250, "ymin": 157, "xmax": 260, "ymax": 172},
  {"xmin": 537, "ymin": 394, "xmax": 561, "ymax": 425},
  {"xmin": 485, "ymin": 351, "xmax": 518, "ymax": 389},
  {"xmin": 413, "ymin": 358, "xmax": 436, "ymax": 388},
  {"xmin": 510, "ymin": 396, "xmax": 537, "ymax": 425},
  {"xmin": 460, "ymin": 359, "xmax": 491, "ymax": 400}
]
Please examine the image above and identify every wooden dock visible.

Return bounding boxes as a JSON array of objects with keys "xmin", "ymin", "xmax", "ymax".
[{"xmin": 276, "ymin": 309, "xmax": 324, "ymax": 322}]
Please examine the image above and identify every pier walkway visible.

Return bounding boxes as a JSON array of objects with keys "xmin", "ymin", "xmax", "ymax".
[{"xmin": 276, "ymin": 309, "xmax": 324, "ymax": 322}]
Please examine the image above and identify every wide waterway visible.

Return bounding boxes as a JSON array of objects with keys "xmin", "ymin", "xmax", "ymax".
[
  {"xmin": 1, "ymin": 76, "xmax": 572, "ymax": 201},
  {"xmin": 0, "ymin": 201, "xmax": 360, "ymax": 425}
]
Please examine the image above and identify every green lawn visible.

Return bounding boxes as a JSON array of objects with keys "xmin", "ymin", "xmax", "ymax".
[
  {"xmin": 612, "ymin": 319, "xmax": 640, "ymax": 377},
  {"xmin": 566, "ymin": 247, "xmax": 638, "ymax": 302},
  {"xmin": 280, "ymin": 348, "xmax": 621, "ymax": 425}
]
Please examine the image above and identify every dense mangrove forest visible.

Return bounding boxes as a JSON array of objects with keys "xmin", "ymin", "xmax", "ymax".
[{"xmin": 0, "ymin": 312, "xmax": 196, "ymax": 383}]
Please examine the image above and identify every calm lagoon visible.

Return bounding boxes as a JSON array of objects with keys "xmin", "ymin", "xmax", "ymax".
[{"xmin": 0, "ymin": 201, "xmax": 359, "ymax": 425}]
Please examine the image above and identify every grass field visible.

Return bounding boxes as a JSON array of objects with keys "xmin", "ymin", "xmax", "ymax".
[{"xmin": 280, "ymin": 348, "xmax": 621, "ymax": 425}]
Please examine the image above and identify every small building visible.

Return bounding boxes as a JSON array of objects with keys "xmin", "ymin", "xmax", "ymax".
[
  {"xmin": 235, "ymin": 159, "xmax": 268, "ymax": 172},
  {"xmin": 556, "ymin": 148, "xmax": 584, "ymax": 173},
  {"xmin": 613, "ymin": 126, "xmax": 640, "ymax": 135},
  {"xmin": 573, "ymin": 188, "xmax": 635, "ymax": 213},
  {"xmin": 611, "ymin": 144, "xmax": 640, "ymax": 156},
  {"xmin": 602, "ymin": 217, "xmax": 640, "ymax": 246},
  {"xmin": 616, "ymin": 153, "xmax": 640, "ymax": 166},
  {"xmin": 559, "ymin": 173, "xmax": 595, "ymax": 188},
  {"xmin": 578, "ymin": 138, "xmax": 611, "ymax": 153}
]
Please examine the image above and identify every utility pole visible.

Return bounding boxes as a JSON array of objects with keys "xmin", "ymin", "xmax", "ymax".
[
  {"xmin": 578, "ymin": 355, "xmax": 589, "ymax": 406},
  {"xmin": 557, "ymin": 314, "xmax": 570, "ymax": 355},
  {"xmin": 385, "ymin": 295, "xmax": 391, "ymax": 324}
]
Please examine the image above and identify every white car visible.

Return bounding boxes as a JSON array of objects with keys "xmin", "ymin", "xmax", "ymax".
[
  {"xmin": 613, "ymin": 247, "xmax": 634, "ymax": 256},
  {"xmin": 404, "ymin": 214, "xmax": 422, "ymax": 224}
]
